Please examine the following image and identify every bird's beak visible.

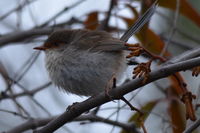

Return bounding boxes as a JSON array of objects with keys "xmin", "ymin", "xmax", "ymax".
[{"xmin": 33, "ymin": 46, "xmax": 48, "ymax": 51}]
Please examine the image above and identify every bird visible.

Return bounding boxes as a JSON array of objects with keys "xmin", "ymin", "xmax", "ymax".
[{"xmin": 34, "ymin": 2, "xmax": 157, "ymax": 96}]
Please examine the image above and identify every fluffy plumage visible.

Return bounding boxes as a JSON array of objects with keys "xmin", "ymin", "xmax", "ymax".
[
  {"xmin": 44, "ymin": 30, "xmax": 127, "ymax": 96},
  {"xmin": 34, "ymin": 2, "xmax": 157, "ymax": 96}
]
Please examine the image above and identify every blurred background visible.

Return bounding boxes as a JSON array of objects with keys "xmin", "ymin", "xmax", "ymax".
[{"xmin": 0, "ymin": 0, "xmax": 200, "ymax": 133}]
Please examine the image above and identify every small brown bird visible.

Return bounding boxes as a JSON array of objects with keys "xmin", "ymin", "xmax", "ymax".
[{"xmin": 34, "ymin": 3, "xmax": 157, "ymax": 96}]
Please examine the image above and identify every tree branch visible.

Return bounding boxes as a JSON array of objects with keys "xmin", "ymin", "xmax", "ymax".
[
  {"xmin": 0, "ymin": 17, "xmax": 83, "ymax": 48},
  {"xmin": 0, "ymin": 82, "xmax": 51, "ymax": 100},
  {"xmin": 183, "ymin": 117, "xmax": 200, "ymax": 133},
  {"xmin": 34, "ymin": 56, "xmax": 200, "ymax": 133},
  {"xmin": 0, "ymin": 28, "xmax": 52, "ymax": 47},
  {"xmin": 4, "ymin": 114, "xmax": 138, "ymax": 133},
  {"xmin": 97, "ymin": 0, "xmax": 116, "ymax": 30},
  {"xmin": 39, "ymin": 0, "xmax": 85, "ymax": 27}
]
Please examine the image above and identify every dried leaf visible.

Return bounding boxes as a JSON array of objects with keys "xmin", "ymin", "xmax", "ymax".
[
  {"xmin": 159, "ymin": 0, "xmax": 200, "ymax": 27},
  {"xmin": 168, "ymin": 97, "xmax": 186, "ymax": 133},
  {"xmin": 84, "ymin": 11, "xmax": 99, "ymax": 30}
]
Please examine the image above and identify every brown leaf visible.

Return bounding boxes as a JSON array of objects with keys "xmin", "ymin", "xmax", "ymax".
[
  {"xmin": 136, "ymin": 28, "xmax": 170, "ymax": 56},
  {"xmin": 84, "ymin": 11, "xmax": 99, "ymax": 30},
  {"xmin": 169, "ymin": 100, "xmax": 186, "ymax": 133},
  {"xmin": 159, "ymin": 0, "xmax": 200, "ymax": 27}
]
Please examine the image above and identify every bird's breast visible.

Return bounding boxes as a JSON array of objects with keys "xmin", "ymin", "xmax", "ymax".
[{"xmin": 45, "ymin": 46, "xmax": 126, "ymax": 96}]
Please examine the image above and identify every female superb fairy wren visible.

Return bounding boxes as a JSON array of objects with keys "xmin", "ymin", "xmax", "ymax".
[{"xmin": 34, "ymin": 3, "xmax": 157, "ymax": 96}]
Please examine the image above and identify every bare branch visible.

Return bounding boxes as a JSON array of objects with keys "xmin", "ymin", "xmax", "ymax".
[
  {"xmin": 34, "ymin": 56, "xmax": 200, "ymax": 133},
  {"xmin": 156, "ymin": 11, "xmax": 200, "ymax": 44},
  {"xmin": 0, "ymin": 109, "xmax": 30, "ymax": 119},
  {"xmin": 0, "ymin": 28, "xmax": 52, "ymax": 47},
  {"xmin": 0, "ymin": 0, "xmax": 36, "ymax": 21},
  {"xmin": 160, "ymin": 35, "xmax": 195, "ymax": 50},
  {"xmin": 160, "ymin": 0, "xmax": 180, "ymax": 56},
  {"xmin": 0, "ymin": 17, "xmax": 83, "ymax": 47},
  {"xmin": 39, "ymin": 0, "xmax": 86, "ymax": 27},
  {"xmin": 0, "ymin": 82, "xmax": 51, "ymax": 100},
  {"xmin": 4, "ymin": 114, "xmax": 138, "ymax": 133},
  {"xmin": 14, "ymin": 51, "xmax": 41, "ymax": 82},
  {"xmin": 97, "ymin": 0, "xmax": 116, "ymax": 30},
  {"xmin": 183, "ymin": 118, "xmax": 200, "ymax": 133},
  {"xmin": 165, "ymin": 47, "xmax": 200, "ymax": 64}
]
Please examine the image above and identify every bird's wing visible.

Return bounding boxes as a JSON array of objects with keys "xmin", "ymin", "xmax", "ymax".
[
  {"xmin": 69, "ymin": 1, "xmax": 157, "ymax": 52},
  {"xmin": 90, "ymin": 39, "xmax": 126, "ymax": 52},
  {"xmin": 72, "ymin": 30, "xmax": 126, "ymax": 52}
]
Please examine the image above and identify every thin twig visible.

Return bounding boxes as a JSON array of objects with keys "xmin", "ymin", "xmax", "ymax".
[
  {"xmin": 160, "ymin": 0, "xmax": 180, "ymax": 56},
  {"xmin": 0, "ymin": 0, "xmax": 36, "ymax": 21},
  {"xmin": 0, "ymin": 109, "xmax": 31, "ymax": 119},
  {"xmin": 109, "ymin": 101, "xmax": 121, "ymax": 133},
  {"xmin": 39, "ymin": 0, "xmax": 85, "ymax": 27},
  {"xmin": 164, "ymin": 47, "xmax": 200, "ymax": 65},
  {"xmin": 13, "ymin": 82, "xmax": 52, "ymax": 116},
  {"xmin": 160, "ymin": 35, "xmax": 195, "ymax": 50},
  {"xmin": 10, "ymin": 96, "xmax": 31, "ymax": 118},
  {"xmin": 97, "ymin": 0, "xmax": 116, "ymax": 30},
  {"xmin": 4, "ymin": 114, "xmax": 137, "ymax": 133},
  {"xmin": 14, "ymin": 51, "xmax": 40, "ymax": 82},
  {"xmin": 106, "ymin": 87, "xmax": 143, "ymax": 120},
  {"xmin": 156, "ymin": 11, "xmax": 200, "ymax": 45},
  {"xmin": 0, "ymin": 28, "xmax": 52, "ymax": 47},
  {"xmin": 26, "ymin": 0, "xmax": 38, "ymax": 26},
  {"xmin": 0, "ymin": 81, "xmax": 52, "ymax": 116},
  {"xmin": 183, "ymin": 118, "xmax": 200, "ymax": 133}
]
